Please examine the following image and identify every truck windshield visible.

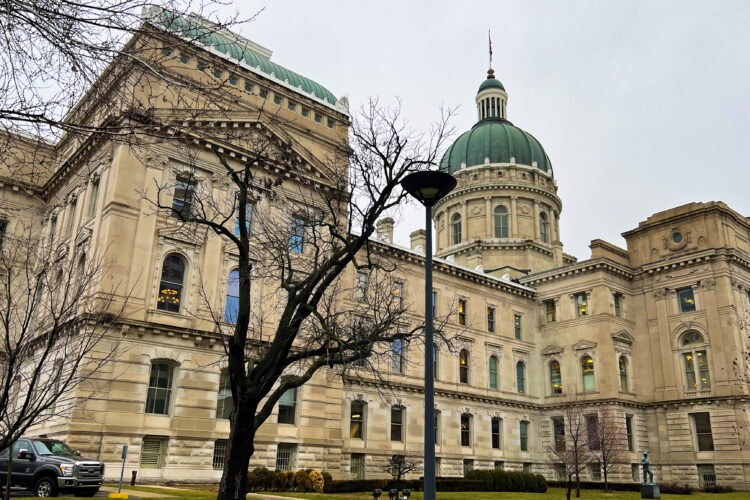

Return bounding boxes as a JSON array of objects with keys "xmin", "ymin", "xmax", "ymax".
[{"xmin": 32, "ymin": 440, "xmax": 75, "ymax": 456}]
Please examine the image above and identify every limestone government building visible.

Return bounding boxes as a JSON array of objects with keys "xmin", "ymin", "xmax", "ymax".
[{"xmin": 5, "ymin": 9, "xmax": 750, "ymax": 489}]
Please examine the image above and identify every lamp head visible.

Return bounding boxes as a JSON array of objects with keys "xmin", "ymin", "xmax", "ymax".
[{"xmin": 401, "ymin": 170, "xmax": 457, "ymax": 207}]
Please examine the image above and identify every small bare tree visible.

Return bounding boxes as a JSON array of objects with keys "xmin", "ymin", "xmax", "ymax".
[
  {"xmin": 0, "ymin": 220, "xmax": 124, "ymax": 500},
  {"xmin": 588, "ymin": 409, "xmax": 628, "ymax": 491},
  {"xmin": 384, "ymin": 455, "xmax": 423, "ymax": 481},
  {"xmin": 548, "ymin": 396, "xmax": 594, "ymax": 499}
]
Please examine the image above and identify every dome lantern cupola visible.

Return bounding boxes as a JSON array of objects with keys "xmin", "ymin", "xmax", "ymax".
[{"xmin": 476, "ymin": 68, "xmax": 508, "ymax": 121}]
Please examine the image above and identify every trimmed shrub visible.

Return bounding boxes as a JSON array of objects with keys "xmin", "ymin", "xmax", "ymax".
[
  {"xmin": 548, "ymin": 480, "xmax": 640, "ymax": 492},
  {"xmin": 703, "ymin": 485, "xmax": 733, "ymax": 493},
  {"xmin": 655, "ymin": 482, "xmax": 693, "ymax": 495},
  {"xmin": 436, "ymin": 479, "xmax": 485, "ymax": 491},
  {"xmin": 463, "ymin": 469, "xmax": 543, "ymax": 492},
  {"xmin": 321, "ymin": 471, "xmax": 333, "ymax": 493},
  {"xmin": 330, "ymin": 479, "xmax": 389, "ymax": 493},
  {"xmin": 247, "ymin": 467, "xmax": 273, "ymax": 492},
  {"xmin": 293, "ymin": 470, "xmax": 314, "ymax": 492},
  {"xmin": 309, "ymin": 470, "xmax": 325, "ymax": 493}
]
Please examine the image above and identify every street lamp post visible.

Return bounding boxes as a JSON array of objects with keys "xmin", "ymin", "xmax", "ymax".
[{"xmin": 400, "ymin": 171, "xmax": 457, "ymax": 500}]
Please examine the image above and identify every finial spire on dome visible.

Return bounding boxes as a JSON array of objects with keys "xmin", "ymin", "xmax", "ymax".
[
  {"xmin": 488, "ymin": 30, "xmax": 493, "ymax": 70},
  {"xmin": 487, "ymin": 68, "xmax": 496, "ymax": 80}
]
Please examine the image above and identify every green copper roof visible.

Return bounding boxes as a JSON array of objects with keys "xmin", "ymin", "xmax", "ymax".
[
  {"xmin": 158, "ymin": 11, "xmax": 338, "ymax": 105},
  {"xmin": 440, "ymin": 118, "xmax": 551, "ymax": 174},
  {"xmin": 478, "ymin": 77, "xmax": 505, "ymax": 92}
]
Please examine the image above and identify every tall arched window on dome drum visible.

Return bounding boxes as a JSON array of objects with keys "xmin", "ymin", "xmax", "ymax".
[
  {"xmin": 550, "ymin": 360, "xmax": 562, "ymax": 394},
  {"xmin": 516, "ymin": 361, "xmax": 525, "ymax": 394},
  {"xmin": 489, "ymin": 356, "xmax": 498, "ymax": 389},
  {"xmin": 452, "ymin": 213, "xmax": 462, "ymax": 245},
  {"xmin": 224, "ymin": 270, "xmax": 240, "ymax": 323},
  {"xmin": 619, "ymin": 356, "xmax": 629, "ymax": 392},
  {"xmin": 581, "ymin": 356, "xmax": 595, "ymax": 392},
  {"xmin": 459, "ymin": 349, "xmax": 469, "ymax": 384},
  {"xmin": 681, "ymin": 331, "xmax": 710, "ymax": 390},
  {"xmin": 539, "ymin": 212, "xmax": 550, "ymax": 243},
  {"xmin": 494, "ymin": 205, "xmax": 509, "ymax": 238},
  {"xmin": 157, "ymin": 254, "xmax": 185, "ymax": 313}
]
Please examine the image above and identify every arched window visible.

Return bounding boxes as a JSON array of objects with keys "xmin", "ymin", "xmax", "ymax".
[
  {"xmin": 680, "ymin": 331, "xmax": 710, "ymax": 390},
  {"xmin": 224, "ymin": 270, "xmax": 240, "ymax": 323},
  {"xmin": 157, "ymin": 254, "xmax": 185, "ymax": 312},
  {"xmin": 516, "ymin": 361, "xmax": 525, "ymax": 394},
  {"xmin": 619, "ymin": 356, "xmax": 629, "ymax": 392},
  {"xmin": 494, "ymin": 205, "xmax": 509, "ymax": 238},
  {"xmin": 489, "ymin": 356, "xmax": 498, "ymax": 389},
  {"xmin": 581, "ymin": 356, "xmax": 595, "ymax": 392},
  {"xmin": 459, "ymin": 349, "xmax": 469, "ymax": 384},
  {"xmin": 146, "ymin": 362, "xmax": 175, "ymax": 415},
  {"xmin": 451, "ymin": 213, "xmax": 462, "ymax": 245},
  {"xmin": 550, "ymin": 360, "xmax": 562, "ymax": 394},
  {"xmin": 539, "ymin": 212, "xmax": 549, "ymax": 243}
]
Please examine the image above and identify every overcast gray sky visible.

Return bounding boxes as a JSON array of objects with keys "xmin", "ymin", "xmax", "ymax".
[{"xmin": 232, "ymin": 0, "xmax": 750, "ymax": 261}]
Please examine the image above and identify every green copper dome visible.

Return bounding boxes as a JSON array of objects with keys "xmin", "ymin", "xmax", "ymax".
[
  {"xmin": 478, "ymin": 77, "xmax": 505, "ymax": 92},
  {"xmin": 440, "ymin": 118, "xmax": 551, "ymax": 174}
]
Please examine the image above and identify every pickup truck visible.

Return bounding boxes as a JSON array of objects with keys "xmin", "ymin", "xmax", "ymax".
[{"xmin": 0, "ymin": 437, "xmax": 104, "ymax": 497}]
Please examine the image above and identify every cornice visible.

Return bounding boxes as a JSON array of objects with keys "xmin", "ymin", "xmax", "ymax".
[
  {"xmin": 520, "ymin": 257, "xmax": 635, "ymax": 286},
  {"xmin": 434, "ymin": 182, "xmax": 562, "ymax": 213}
]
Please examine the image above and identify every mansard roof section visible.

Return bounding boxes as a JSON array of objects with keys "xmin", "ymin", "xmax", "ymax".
[{"xmin": 144, "ymin": 6, "xmax": 346, "ymax": 115}]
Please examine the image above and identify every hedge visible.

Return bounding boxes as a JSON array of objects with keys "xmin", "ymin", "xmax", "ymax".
[
  {"xmin": 465, "ymin": 470, "xmax": 547, "ymax": 493},
  {"xmin": 547, "ymin": 480, "xmax": 640, "ymax": 492},
  {"xmin": 329, "ymin": 479, "xmax": 486, "ymax": 493}
]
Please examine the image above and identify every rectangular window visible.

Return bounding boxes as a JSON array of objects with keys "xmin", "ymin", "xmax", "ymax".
[
  {"xmin": 520, "ymin": 421, "xmax": 528, "ymax": 451},
  {"xmin": 273, "ymin": 95, "xmax": 282, "ymax": 105},
  {"xmin": 491, "ymin": 417, "xmax": 501, "ymax": 449},
  {"xmin": 432, "ymin": 291, "xmax": 437, "ymax": 318},
  {"xmin": 301, "ymin": 107, "xmax": 310, "ymax": 117},
  {"xmin": 212, "ymin": 440, "xmax": 228, "ymax": 470},
  {"xmin": 275, "ymin": 443, "xmax": 295, "ymax": 471},
  {"xmin": 393, "ymin": 282, "xmax": 403, "ymax": 310},
  {"xmin": 462, "ymin": 459, "xmax": 474, "ymax": 477},
  {"xmin": 575, "ymin": 292, "xmax": 588, "ymax": 317},
  {"xmin": 65, "ymin": 198, "xmax": 77, "ymax": 236},
  {"xmin": 145, "ymin": 363, "xmax": 173, "ymax": 415},
  {"xmin": 553, "ymin": 417, "xmax": 566, "ymax": 451},
  {"xmin": 614, "ymin": 293, "xmax": 623, "ymax": 317},
  {"xmin": 678, "ymin": 287, "xmax": 696, "ymax": 313},
  {"xmin": 545, "ymin": 300, "xmax": 556, "ymax": 322},
  {"xmin": 435, "ymin": 457, "xmax": 441, "ymax": 476},
  {"xmin": 697, "ymin": 464, "xmax": 716, "ymax": 487},
  {"xmin": 458, "ymin": 299, "xmax": 467, "ymax": 325},
  {"xmin": 350, "ymin": 401, "xmax": 365, "ymax": 439},
  {"xmin": 696, "ymin": 350, "xmax": 710, "ymax": 389},
  {"xmin": 487, "ymin": 307, "xmax": 495, "ymax": 332},
  {"xmin": 355, "ymin": 272, "xmax": 368, "ymax": 301},
  {"xmin": 234, "ymin": 201, "xmax": 252, "ymax": 237},
  {"xmin": 391, "ymin": 338, "xmax": 403, "ymax": 374},
  {"xmin": 49, "ymin": 216, "xmax": 57, "ymax": 244},
  {"xmin": 350, "ymin": 453, "xmax": 365, "ymax": 480},
  {"xmin": 631, "ymin": 463, "xmax": 640, "ymax": 483},
  {"xmin": 0, "ymin": 220, "xmax": 7, "ymax": 249},
  {"xmin": 259, "ymin": 88, "xmax": 268, "ymax": 98},
  {"xmin": 587, "ymin": 415, "xmax": 600, "ymax": 450},
  {"xmin": 434, "ymin": 411, "xmax": 440, "ymax": 444},
  {"xmin": 140, "ymin": 437, "xmax": 164, "ymax": 469},
  {"xmin": 244, "ymin": 81, "xmax": 253, "ymax": 92},
  {"xmin": 626, "ymin": 415, "xmax": 634, "ymax": 451},
  {"xmin": 216, "ymin": 370, "xmax": 232, "ymax": 420},
  {"xmin": 514, "ymin": 314, "xmax": 522, "ymax": 339},
  {"xmin": 390, "ymin": 407, "xmax": 403, "ymax": 441},
  {"xmin": 523, "ymin": 463, "xmax": 532, "ymax": 473},
  {"xmin": 88, "ymin": 179, "xmax": 99, "ymax": 219},
  {"xmin": 461, "ymin": 414, "xmax": 471, "ymax": 447},
  {"xmin": 288, "ymin": 101, "xmax": 297, "ymax": 111},
  {"xmin": 692, "ymin": 412, "xmax": 714, "ymax": 451},
  {"xmin": 590, "ymin": 462, "xmax": 602, "ymax": 481},
  {"xmin": 494, "ymin": 461, "xmax": 505, "ymax": 471},
  {"xmin": 556, "ymin": 464, "xmax": 567, "ymax": 481},
  {"xmin": 171, "ymin": 178, "xmax": 195, "ymax": 219},
  {"xmin": 278, "ymin": 388, "xmax": 297, "ymax": 425},
  {"xmin": 290, "ymin": 216, "xmax": 305, "ymax": 253}
]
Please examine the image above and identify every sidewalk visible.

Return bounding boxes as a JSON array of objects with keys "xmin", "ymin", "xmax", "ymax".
[
  {"xmin": 99, "ymin": 486, "xmax": 176, "ymax": 498},
  {"xmin": 247, "ymin": 494, "xmax": 308, "ymax": 500}
]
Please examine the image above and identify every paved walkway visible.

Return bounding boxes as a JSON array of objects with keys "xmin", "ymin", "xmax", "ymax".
[
  {"xmin": 99, "ymin": 486, "xmax": 176, "ymax": 498},
  {"xmin": 247, "ymin": 494, "xmax": 307, "ymax": 500}
]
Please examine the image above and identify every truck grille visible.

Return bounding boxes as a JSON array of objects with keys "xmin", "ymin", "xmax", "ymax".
[{"xmin": 76, "ymin": 463, "xmax": 103, "ymax": 478}]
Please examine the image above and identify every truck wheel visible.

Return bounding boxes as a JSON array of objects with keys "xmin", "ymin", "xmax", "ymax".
[
  {"xmin": 75, "ymin": 488, "xmax": 100, "ymax": 497},
  {"xmin": 33, "ymin": 476, "xmax": 59, "ymax": 497}
]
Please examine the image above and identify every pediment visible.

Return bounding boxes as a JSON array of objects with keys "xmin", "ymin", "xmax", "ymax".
[
  {"xmin": 612, "ymin": 330, "xmax": 635, "ymax": 345},
  {"xmin": 541, "ymin": 345, "xmax": 564, "ymax": 356},
  {"xmin": 573, "ymin": 339, "xmax": 597, "ymax": 351}
]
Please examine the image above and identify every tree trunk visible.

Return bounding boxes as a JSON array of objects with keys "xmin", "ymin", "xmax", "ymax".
[
  {"xmin": 603, "ymin": 466, "xmax": 609, "ymax": 492},
  {"xmin": 566, "ymin": 473, "xmax": 571, "ymax": 500},
  {"xmin": 217, "ymin": 409, "xmax": 256, "ymax": 500},
  {"xmin": 575, "ymin": 469, "xmax": 581, "ymax": 498},
  {"xmin": 4, "ymin": 450, "xmax": 12, "ymax": 500}
]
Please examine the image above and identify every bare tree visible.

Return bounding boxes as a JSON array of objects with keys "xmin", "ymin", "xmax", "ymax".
[
  {"xmin": 548, "ymin": 396, "xmax": 594, "ymax": 499},
  {"xmin": 384, "ymin": 455, "xmax": 423, "ymax": 481},
  {"xmin": 588, "ymin": 409, "xmax": 628, "ymax": 492},
  {"xmin": 0, "ymin": 219, "xmax": 124, "ymax": 500},
  {"xmin": 145, "ymin": 98, "xmax": 453, "ymax": 500}
]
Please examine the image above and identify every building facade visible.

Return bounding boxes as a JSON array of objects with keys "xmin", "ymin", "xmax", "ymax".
[{"xmin": 3, "ymin": 11, "xmax": 749, "ymax": 489}]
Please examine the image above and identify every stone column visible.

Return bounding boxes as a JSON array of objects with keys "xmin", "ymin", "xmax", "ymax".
[
  {"xmin": 485, "ymin": 197, "xmax": 492, "ymax": 238},
  {"xmin": 461, "ymin": 201, "xmax": 468, "ymax": 242},
  {"xmin": 510, "ymin": 196, "xmax": 518, "ymax": 237},
  {"xmin": 533, "ymin": 200, "xmax": 540, "ymax": 240}
]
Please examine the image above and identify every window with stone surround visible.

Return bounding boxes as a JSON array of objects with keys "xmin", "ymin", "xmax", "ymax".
[
  {"xmin": 550, "ymin": 360, "xmax": 563, "ymax": 395},
  {"xmin": 350, "ymin": 453, "xmax": 365, "ymax": 480},
  {"xmin": 626, "ymin": 415, "xmax": 635, "ymax": 451},
  {"xmin": 619, "ymin": 356, "xmax": 629, "ymax": 392},
  {"xmin": 575, "ymin": 292, "xmax": 588, "ymax": 317},
  {"xmin": 581, "ymin": 356, "xmax": 596, "ymax": 392},
  {"xmin": 392, "ymin": 338, "xmax": 404, "ymax": 374},
  {"xmin": 614, "ymin": 293, "xmax": 623, "ymax": 317},
  {"xmin": 275, "ymin": 443, "xmax": 296, "ymax": 471},
  {"xmin": 350, "ymin": 400, "xmax": 365, "ymax": 439},
  {"xmin": 463, "ymin": 459, "xmax": 474, "ymax": 477},
  {"xmin": 494, "ymin": 205, "xmax": 509, "ymax": 238},
  {"xmin": 451, "ymin": 213, "xmax": 462, "ymax": 245},
  {"xmin": 516, "ymin": 361, "xmax": 526, "ymax": 394},
  {"xmin": 458, "ymin": 298, "xmax": 467, "ymax": 326},
  {"xmin": 489, "ymin": 355, "xmax": 498, "ymax": 389},
  {"xmin": 697, "ymin": 464, "xmax": 716, "ymax": 487},
  {"xmin": 520, "ymin": 420, "xmax": 529, "ymax": 451},
  {"xmin": 691, "ymin": 412, "xmax": 714, "ymax": 451},
  {"xmin": 277, "ymin": 388, "xmax": 297, "ymax": 425},
  {"xmin": 390, "ymin": 406, "xmax": 404, "ymax": 442},
  {"xmin": 514, "ymin": 314, "xmax": 522, "ymax": 339},
  {"xmin": 678, "ymin": 287, "xmax": 696, "ymax": 313},
  {"xmin": 212, "ymin": 440, "xmax": 228, "ymax": 470},
  {"xmin": 590, "ymin": 462, "xmax": 602, "ymax": 481},
  {"xmin": 681, "ymin": 331, "xmax": 710, "ymax": 391},
  {"xmin": 461, "ymin": 414, "xmax": 472, "ymax": 447},
  {"xmin": 545, "ymin": 300, "xmax": 556, "ymax": 322},
  {"xmin": 459, "ymin": 349, "xmax": 470, "ymax": 384},
  {"xmin": 553, "ymin": 417, "xmax": 565, "ymax": 451},
  {"xmin": 140, "ymin": 437, "xmax": 165, "ymax": 469},
  {"xmin": 491, "ymin": 417, "xmax": 502, "ymax": 449},
  {"xmin": 216, "ymin": 369, "xmax": 232, "ymax": 420},
  {"xmin": 539, "ymin": 212, "xmax": 549, "ymax": 243},
  {"xmin": 487, "ymin": 306, "xmax": 496, "ymax": 332},
  {"xmin": 157, "ymin": 254, "xmax": 186, "ymax": 313},
  {"xmin": 145, "ymin": 363, "xmax": 174, "ymax": 415}
]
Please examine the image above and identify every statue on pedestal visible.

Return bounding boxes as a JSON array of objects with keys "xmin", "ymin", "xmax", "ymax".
[{"xmin": 641, "ymin": 452, "xmax": 654, "ymax": 484}]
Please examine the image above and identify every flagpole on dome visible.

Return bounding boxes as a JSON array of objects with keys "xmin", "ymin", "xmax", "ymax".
[{"xmin": 488, "ymin": 29, "xmax": 493, "ymax": 70}]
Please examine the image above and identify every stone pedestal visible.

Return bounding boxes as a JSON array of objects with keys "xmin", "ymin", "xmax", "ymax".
[{"xmin": 641, "ymin": 484, "xmax": 661, "ymax": 499}]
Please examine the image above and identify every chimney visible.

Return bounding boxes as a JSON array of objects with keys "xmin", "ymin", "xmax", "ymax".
[
  {"xmin": 376, "ymin": 217, "xmax": 394, "ymax": 243},
  {"xmin": 409, "ymin": 229, "xmax": 426, "ymax": 253}
]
